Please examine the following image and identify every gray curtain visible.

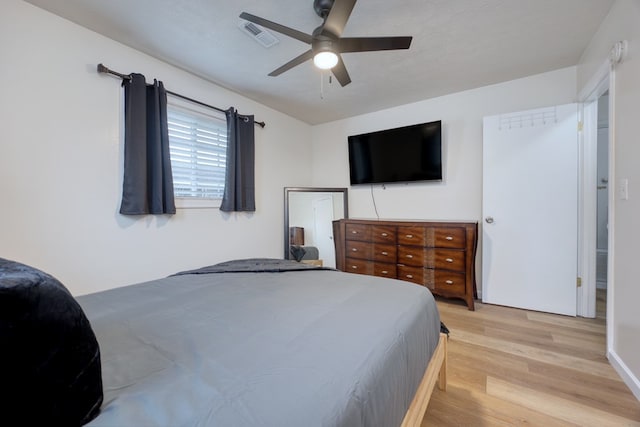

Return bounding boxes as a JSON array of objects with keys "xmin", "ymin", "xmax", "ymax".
[
  {"xmin": 120, "ymin": 73, "xmax": 176, "ymax": 215},
  {"xmin": 220, "ymin": 108, "xmax": 255, "ymax": 212}
]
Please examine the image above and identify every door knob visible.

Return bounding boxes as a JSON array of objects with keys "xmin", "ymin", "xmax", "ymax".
[{"xmin": 485, "ymin": 217, "xmax": 494, "ymax": 224}]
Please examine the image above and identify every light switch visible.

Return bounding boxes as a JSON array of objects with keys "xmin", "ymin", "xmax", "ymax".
[{"xmin": 619, "ymin": 178, "xmax": 629, "ymax": 200}]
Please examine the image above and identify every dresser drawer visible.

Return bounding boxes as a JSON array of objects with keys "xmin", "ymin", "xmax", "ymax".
[
  {"xmin": 345, "ymin": 258, "xmax": 374, "ymax": 275},
  {"xmin": 432, "ymin": 249, "xmax": 465, "ymax": 272},
  {"xmin": 346, "ymin": 240, "xmax": 372, "ymax": 260},
  {"xmin": 433, "ymin": 227, "xmax": 466, "ymax": 248},
  {"xmin": 397, "ymin": 265, "xmax": 428, "ymax": 287},
  {"xmin": 431, "ymin": 270, "xmax": 466, "ymax": 296},
  {"xmin": 345, "ymin": 223, "xmax": 371, "ymax": 241},
  {"xmin": 373, "ymin": 262, "xmax": 397, "ymax": 279},
  {"xmin": 397, "ymin": 246, "xmax": 425, "ymax": 267},
  {"xmin": 373, "ymin": 243, "xmax": 397, "ymax": 262},
  {"xmin": 397, "ymin": 226, "xmax": 426, "ymax": 246},
  {"xmin": 371, "ymin": 226, "xmax": 396, "ymax": 244},
  {"xmin": 398, "ymin": 226, "xmax": 467, "ymax": 248},
  {"xmin": 397, "ymin": 246, "xmax": 465, "ymax": 271}
]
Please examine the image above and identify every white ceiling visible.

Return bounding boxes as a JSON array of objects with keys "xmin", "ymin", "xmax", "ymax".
[{"xmin": 25, "ymin": 0, "xmax": 613, "ymax": 124}]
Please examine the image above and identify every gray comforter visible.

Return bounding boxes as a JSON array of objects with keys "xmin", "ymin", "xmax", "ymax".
[{"xmin": 79, "ymin": 259, "xmax": 440, "ymax": 427}]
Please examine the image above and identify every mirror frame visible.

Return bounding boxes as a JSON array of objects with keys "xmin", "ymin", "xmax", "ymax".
[{"xmin": 283, "ymin": 187, "xmax": 349, "ymax": 260}]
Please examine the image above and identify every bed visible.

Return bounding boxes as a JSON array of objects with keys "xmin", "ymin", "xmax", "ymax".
[{"xmin": 1, "ymin": 257, "xmax": 446, "ymax": 426}]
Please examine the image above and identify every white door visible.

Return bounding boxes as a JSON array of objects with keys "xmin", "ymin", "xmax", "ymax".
[
  {"xmin": 482, "ymin": 104, "xmax": 578, "ymax": 316},
  {"xmin": 313, "ymin": 197, "xmax": 336, "ymax": 268}
]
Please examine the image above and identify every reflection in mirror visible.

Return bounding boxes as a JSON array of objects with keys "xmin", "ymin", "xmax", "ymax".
[{"xmin": 284, "ymin": 187, "xmax": 348, "ymax": 268}]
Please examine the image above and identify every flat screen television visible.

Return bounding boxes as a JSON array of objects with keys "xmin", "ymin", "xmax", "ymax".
[{"xmin": 348, "ymin": 120, "xmax": 442, "ymax": 185}]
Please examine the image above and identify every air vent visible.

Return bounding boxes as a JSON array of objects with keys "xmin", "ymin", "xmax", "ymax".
[{"xmin": 238, "ymin": 19, "xmax": 279, "ymax": 48}]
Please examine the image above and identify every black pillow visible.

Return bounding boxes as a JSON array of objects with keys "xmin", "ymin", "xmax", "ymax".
[
  {"xmin": 290, "ymin": 245, "xmax": 307, "ymax": 261},
  {"xmin": 0, "ymin": 258, "xmax": 103, "ymax": 425}
]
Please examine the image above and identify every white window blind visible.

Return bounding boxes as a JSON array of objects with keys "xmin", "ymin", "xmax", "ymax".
[{"xmin": 167, "ymin": 104, "xmax": 227, "ymax": 200}]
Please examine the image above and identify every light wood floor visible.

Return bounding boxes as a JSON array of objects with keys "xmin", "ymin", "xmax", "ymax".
[{"xmin": 422, "ymin": 292, "xmax": 640, "ymax": 426}]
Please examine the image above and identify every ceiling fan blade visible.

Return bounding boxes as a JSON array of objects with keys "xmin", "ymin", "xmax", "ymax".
[
  {"xmin": 337, "ymin": 36, "xmax": 412, "ymax": 53},
  {"xmin": 240, "ymin": 12, "xmax": 313, "ymax": 44},
  {"xmin": 322, "ymin": 0, "xmax": 357, "ymax": 38},
  {"xmin": 268, "ymin": 50, "xmax": 314, "ymax": 76},
  {"xmin": 331, "ymin": 55, "xmax": 352, "ymax": 87}
]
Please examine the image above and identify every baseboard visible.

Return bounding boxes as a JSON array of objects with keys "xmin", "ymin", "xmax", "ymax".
[{"xmin": 608, "ymin": 349, "xmax": 640, "ymax": 401}]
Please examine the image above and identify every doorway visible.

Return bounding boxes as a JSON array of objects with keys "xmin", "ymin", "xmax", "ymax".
[
  {"xmin": 312, "ymin": 196, "xmax": 336, "ymax": 268},
  {"xmin": 595, "ymin": 93, "xmax": 609, "ymax": 319},
  {"xmin": 577, "ymin": 57, "xmax": 615, "ymax": 341}
]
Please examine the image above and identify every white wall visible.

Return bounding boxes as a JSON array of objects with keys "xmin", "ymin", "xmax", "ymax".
[
  {"xmin": 577, "ymin": 0, "xmax": 640, "ymax": 399},
  {"xmin": 0, "ymin": 0, "xmax": 313, "ymax": 295},
  {"xmin": 310, "ymin": 66, "xmax": 577, "ymax": 294}
]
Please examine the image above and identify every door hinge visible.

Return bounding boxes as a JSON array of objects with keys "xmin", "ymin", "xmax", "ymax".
[
  {"xmin": 577, "ymin": 277, "xmax": 582, "ymax": 287},
  {"xmin": 578, "ymin": 121, "xmax": 584, "ymax": 132}
]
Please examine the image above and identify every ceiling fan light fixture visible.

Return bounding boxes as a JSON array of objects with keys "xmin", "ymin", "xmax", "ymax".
[
  {"xmin": 313, "ymin": 51, "xmax": 338, "ymax": 69},
  {"xmin": 240, "ymin": 0, "xmax": 413, "ymax": 86}
]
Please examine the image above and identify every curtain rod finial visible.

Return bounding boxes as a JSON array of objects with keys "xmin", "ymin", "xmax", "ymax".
[{"xmin": 97, "ymin": 63, "xmax": 108, "ymax": 74}]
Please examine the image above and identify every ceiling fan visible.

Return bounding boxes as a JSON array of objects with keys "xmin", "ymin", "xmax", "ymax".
[{"xmin": 239, "ymin": 0, "xmax": 412, "ymax": 87}]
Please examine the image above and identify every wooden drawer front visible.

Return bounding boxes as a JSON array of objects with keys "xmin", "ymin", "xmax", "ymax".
[
  {"xmin": 374, "ymin": 263, "xmax": 397, "ymax": 279},
  {"xmin": 432, "ymin": 227, "xmax": 466, "ymax": 248},
  {"xmin": 373, "ymin": 243, "xmax": 397, "ymax": 262},
  {"xmin": 432, "ymin": 249, "xmax": 465, "ymax": 272},
  {"xmin": 396, "ymin": 265, "xmax": 436, "ymax": 289},
  {"xmin": 345, "ymin": 258, "xmax": 374, "ymax": 275},
  {"xmin": 346, "ymin": 240, "xmax": 372, "ymax": 260},
  {"xmin": 398, "ymin": 247, "xmax": 466, "ymax": 271},
  {"xmin": 397, "ymin": 246, "xmax": 426, "ymax": 267},
  {"xmin": 431, "ymin": 271, "xmax": 466, "ymax": 295},
  {"xmin": 397, "ymin": 226, "xmax": 426, "ymax": 246},
  {"xmin": 345, "ymin": 223, "xmax": 371, "ymax": 241},
  {"xmin": 397, "ymin": 226, "xmax": 466, "ymax": 248},
  {"xmin": 371, "ymin": 226, "xmax": 396, "ymax": 244}
]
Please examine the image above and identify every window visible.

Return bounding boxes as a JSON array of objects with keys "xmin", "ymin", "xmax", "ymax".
[{"xmin": 167, "ymin": 99, "xmax": 227, "ymax": 204}]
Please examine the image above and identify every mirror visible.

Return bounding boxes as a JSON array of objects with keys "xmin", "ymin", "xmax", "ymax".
[{"xmin": 284, "ymin": 187, "xmax": 348, "ymax": 268}]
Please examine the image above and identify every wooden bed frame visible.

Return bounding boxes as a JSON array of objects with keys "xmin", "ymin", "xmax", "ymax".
[{"xmin": 401, "ymin": 332, "xmax": 448, "ymax": 427}]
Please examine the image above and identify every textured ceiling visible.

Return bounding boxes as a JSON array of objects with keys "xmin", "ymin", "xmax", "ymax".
[{"xmin": 25, "ymin": 0, "xmax": 613, "ymax": 124}]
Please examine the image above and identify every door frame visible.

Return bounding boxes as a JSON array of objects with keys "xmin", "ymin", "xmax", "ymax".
[{"xmin": 577, "ymin": 57, "xmax": 616, "ymax": 349}]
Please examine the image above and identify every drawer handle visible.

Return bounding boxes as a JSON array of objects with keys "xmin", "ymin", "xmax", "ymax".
[
  {"xmin": 445, "ymin": 258, "xmax": 454, "ymax": 263},
  {"xmin": 381, "ymin": 232, "xmax": 388, "ymax": 237},
  {"xmin": 351, "ymin": 230, "xmax": 358, "ymax": 234},
  {"xmin": 352, "ymin": 248, "xmax": 358, "ymax": 252},
  {"xmin": 351, "ymin": 266, "xmax": 358, "ymax": 270},
  {"xmin": 381, "ymin": 270, "xmax": 389, "ymax": 274},
  {"xmin": 445, "ymin": 280, "xmax": 454, "ymax": 285},
  {"xmin": 381, "ymin": 251, "xmax": 388, "ymax": 256},
  {"xmin": 406, "ymin": 274, "xmax": 414, "ymax": 279},
  {"xmin": 406, "ymin": 254, "xmax": 414, "ymax": 259},
  {"xmin": 406, "ymin": 234, "xmax": 414, "ymax": 238},
  {"xmin": 446, "ymin": 236, "xmax": 454, "ymax": 241}
]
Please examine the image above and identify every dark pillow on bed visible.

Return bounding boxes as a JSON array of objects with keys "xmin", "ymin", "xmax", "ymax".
[
  {"xmin": 290, "ymin": 245, "xmax": 306, "ymax": 261},
  {"xmin": 0, "ymin": 257, "xmax": 102, "ymax": 426}
]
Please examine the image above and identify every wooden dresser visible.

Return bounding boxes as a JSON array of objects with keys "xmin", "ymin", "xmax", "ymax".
[{"xmin": 333, "ymin": 219, "xmax": 478, "ymax": 310}]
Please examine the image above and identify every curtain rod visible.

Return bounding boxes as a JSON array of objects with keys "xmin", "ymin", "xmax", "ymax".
[{"xmin": 97, "ymin": 63, "xmax": 266, "ymax": 128}]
